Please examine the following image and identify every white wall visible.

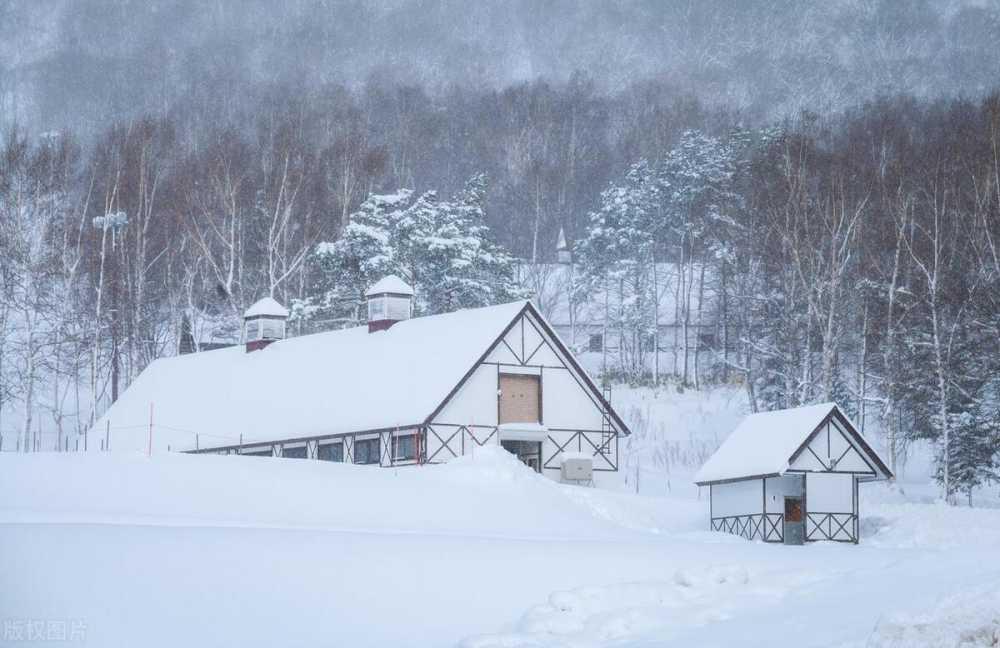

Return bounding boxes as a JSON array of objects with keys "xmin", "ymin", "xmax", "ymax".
[
  {"xmin": 435, "ymin": 364, "xmax": 498, "ymax": 427},
  {"xmin": 764, "ymin": 474, "xmax": 804, "ymax": 513},
  {"xmin": 806, "ymin": 472, "xmax": 854, "ymax": 513},
  {"xmin": 711, "ymin": 479, "xmax": 764, "ymax": 518},
  {"xmin": 541, "ymin": 368, "xmax": 605, "ymax": 430}
]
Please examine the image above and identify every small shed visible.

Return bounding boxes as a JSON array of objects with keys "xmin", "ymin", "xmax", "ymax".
[{"xmin": 694, "ymin": 403, "xmax": 892, "ymax": 544}]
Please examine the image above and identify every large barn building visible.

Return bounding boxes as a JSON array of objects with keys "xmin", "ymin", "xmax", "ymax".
[
  {"xmin": 92, "ymin": 276, "xmax": 629, "ymax": 484},
  {"xmin": 694, "ymin": 403, "xmax": 893, "ymax": 544}
]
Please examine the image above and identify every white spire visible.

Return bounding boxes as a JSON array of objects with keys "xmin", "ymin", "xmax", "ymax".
[
  {"xmin": 556, "ymin": 226, "xmax": 568, "ymax": 251},
  {"xmin": 556, "ymin": 227, "xmax": 571, "ymax": 264}
]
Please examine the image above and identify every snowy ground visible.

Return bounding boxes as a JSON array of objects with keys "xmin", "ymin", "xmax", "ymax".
[{"xmin": 3, "ymin": 440, "xmax": 1000, "ymax": 647}]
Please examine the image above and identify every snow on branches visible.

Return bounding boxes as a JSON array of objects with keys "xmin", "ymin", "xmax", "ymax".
[{"xmin": 294, "ymin": 174, "xmax": 525, "ymax": 327}]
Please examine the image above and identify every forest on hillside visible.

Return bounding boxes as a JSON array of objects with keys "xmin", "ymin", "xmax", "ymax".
[{"xmin": 1, "ymin": 0, "xmax": 999, "ymax": 498}]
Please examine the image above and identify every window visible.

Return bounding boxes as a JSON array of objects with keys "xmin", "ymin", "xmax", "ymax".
[
  {"xmin": 642, "ymin": 334, "xmax": 656, "ymax": 353},
  {"xmin": 588, "ymin": 333, "xmax": 603, "ymax": 352},
  {"xmin": 261, "ymin": 319, "xmax": 285, "ymax": 340},
  {"xmin": 393, "ymin": 434, "xmax": 418, "ymax": 461},
  {"xmin": 317, "ymin": 442, "xmax": 344, "ymax": 462},
  {"xmin": 282, "ymin": 445, "xmax": 307, "ymax": 459},
  {"xmin": 368, "ymin": 296, "xmax": 386, "ymax": 321},
  {"xmin": 354, "ymin": 438, "xmax": 380, "ymax": 465},
  {"xmin": 386, "ymin": 296, "xmax": 411, "ymax": 320},
  {"xmin": 245, "ymin": 319, "xmax": 261, "ymax": 341}
]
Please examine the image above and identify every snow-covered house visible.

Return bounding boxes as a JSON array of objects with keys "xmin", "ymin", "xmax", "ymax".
[
  {"xmin": 92, "ymin": 276, "xmax": 629, "ymax": 483},
  {"xmin": 517, "ymin": 230, "xmax": 717, "ymax": 364},
  {"xmin": 694, "ymin": 403, "xmax": 892, "ymax": 544}
]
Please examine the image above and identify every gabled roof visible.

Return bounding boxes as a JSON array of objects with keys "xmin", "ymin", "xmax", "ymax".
[
  {"xmin": 693, "ymin": 402, "xmax": 892, "ymax": 485},
  {"xmin": 244, "ymin": 297, "xmax": 289, "ymax": 319},
  {"xmin": 365, "ymin": 275, "xmax": 414, "ymax": 296},
  {"xmin": 93, "ymin": 301, "xmax": 529, "ymax": 452}
]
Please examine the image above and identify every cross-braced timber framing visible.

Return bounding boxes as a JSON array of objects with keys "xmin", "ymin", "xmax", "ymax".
[
  {"xmin": 711, "ymin": 514, "xmax": 764, "ymax": 541},
  {"xmin": 806, "ymin": 512, "xmax": 857, "ymax": 543}
]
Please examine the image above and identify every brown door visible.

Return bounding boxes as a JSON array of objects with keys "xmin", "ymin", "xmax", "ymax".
[
  {"xmin": 784, "ymin": 497, "xmax": 803, "ymax": 522},
  {"xmin": 499, "ymin": 374, "xmax": 540, "ymax": 424}
]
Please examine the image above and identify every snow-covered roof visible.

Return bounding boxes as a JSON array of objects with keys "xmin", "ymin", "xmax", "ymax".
[
  {"xmin": 694, "ymin": 402, "xmax": 853, "ymax": 485},
  {"xmin": 93, "ymin": 300, "xmax": 529, "ymax": 451},
  {"xmin": 244, "ymin": 297, "xmax": 289, "ymax": 319},
  {"xmin": 498, "ymin": 422, "xmax": 549, "ymax": 442},
  {"xmin": 365, "ymin": 275, "xmax": 414, "ymax": 297}
]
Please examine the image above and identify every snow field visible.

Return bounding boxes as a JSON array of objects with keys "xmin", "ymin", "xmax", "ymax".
[
  {"xmin": 4, "ymin": 386, "xmax": 1000, "ymax": 647},
  {"xmin": 858, "ymin": 586, "xmax": 1000, "ymax": 648},
  {"xmin": 461, "ymin": 566, "xmax": 754, "ymax": 648}
]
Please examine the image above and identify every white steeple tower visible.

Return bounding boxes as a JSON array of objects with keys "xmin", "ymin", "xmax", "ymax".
[{"xmin": 556, "ymin": 226, "xmax": 571, "ymax": 264}]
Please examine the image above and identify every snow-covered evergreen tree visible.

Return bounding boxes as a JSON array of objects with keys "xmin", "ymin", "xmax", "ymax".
[
  {"xmin": 292, "ymin": 190, "xmax": 409, "ymax": 327},
  {"xmin": 417, "ymin": 174, "xmax": 524, "ymax": 314},
  {"xmin": 943, "ymin": 405, "xmax": 1000, "ymax": 504},
  {"xmin": 294, "ymin": 175, "xmax": 523, "ymax": 328},
  {"xmin": 575, "ymin": 160, "xmax": 663, "ymax": 381}
]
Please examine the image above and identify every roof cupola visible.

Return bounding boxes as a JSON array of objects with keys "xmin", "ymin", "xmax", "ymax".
[
  {"xmin": 244, "ymin": 297, "xmax": 289, "ymax": 352},
  {"xmin": 365, "ymin": 275, "xmax": 414, "ymax": 333}
]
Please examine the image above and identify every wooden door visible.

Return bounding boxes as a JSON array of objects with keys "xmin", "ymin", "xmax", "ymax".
[{"xmin": 499, "ymin": 374, "xmax": 540, "ymax": 424}]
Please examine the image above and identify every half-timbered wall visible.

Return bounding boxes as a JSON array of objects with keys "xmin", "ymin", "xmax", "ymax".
[
  {"xmin": 805, "ymin": 472, "xmax": 857, "ymax": 542},
  {"xmin": 789, "ymin": 416, "xmax": 874, "ymax": 475},
  {"xmin": 425, "ymin": 308, "xmax": 622, "ymax": 484},
  {"xmin": 710, "ymin": 478, "xmax": 766, "ymax": 540}
]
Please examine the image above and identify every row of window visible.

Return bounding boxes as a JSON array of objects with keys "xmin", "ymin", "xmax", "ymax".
[
  {"xmin": 585, "ymin": 332, "xmax": 718, "ymax": 353},
  {"xmin": 244, "ymin": 434, "xmax": 419, "ymax": 463},
  {"xmin": 368, "ymin": 294, "xmax": 412, "ymax": 322},
  {"xmin": 246, "ymin": 318, "xmax": 286, "ymax": 342}
]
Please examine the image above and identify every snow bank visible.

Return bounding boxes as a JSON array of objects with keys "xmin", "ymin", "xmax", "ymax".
[
  {"xmin": 860, "ymin": 485, "xmax": 1000, "ymax": 550},
  {"xmin": 5, "ymin": 437, "xmax": 1000, "ymax": 648},
  {"xmin": 0, "ymin": 447, "xmax": 625, "ymax": 541},
  {"xmin": 859, "ymin": 587, "xmax": 1000, "ymax": 647}
]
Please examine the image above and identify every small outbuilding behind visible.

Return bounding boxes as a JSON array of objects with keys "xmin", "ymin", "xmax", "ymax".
[{"xmin": 694, "ymin": 403, "xmax": 892, "ymax": 544}]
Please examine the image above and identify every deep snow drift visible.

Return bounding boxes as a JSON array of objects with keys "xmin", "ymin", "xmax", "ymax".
[{"xmin": 3, "ymin": 445, "xmax": 1000, "ymax": 648}]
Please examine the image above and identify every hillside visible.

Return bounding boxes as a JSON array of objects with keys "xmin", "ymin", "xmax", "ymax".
[
  {"xmin": 2, "ymin": 438, "xmax": 999, "ymax": 647},
  {"xmin": 6, "ymin": 1, "xmax": 1000, "ymax": 134}
]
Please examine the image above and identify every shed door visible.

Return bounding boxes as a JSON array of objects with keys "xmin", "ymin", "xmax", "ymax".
[
  {"xmin": 784, "ymin": 497, "xmax": 805, "ymax": 545},
  {"xmin": 499, "ymin": 374, "xmax": 540, "ymax": 424}
]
